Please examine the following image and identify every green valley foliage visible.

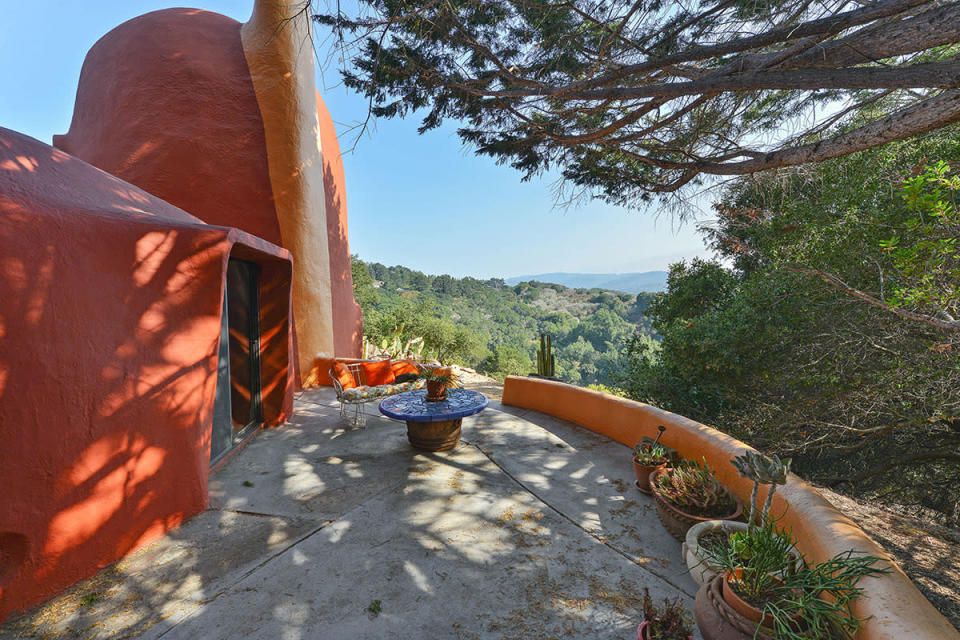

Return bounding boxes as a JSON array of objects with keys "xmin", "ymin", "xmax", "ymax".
[
  {"xmin": 351, "ymin": 258, "xmax": 655, "ymax": 386},
  {"xmin": 620, "ymin": 126, "xmax": 960, "ymax": 525}
]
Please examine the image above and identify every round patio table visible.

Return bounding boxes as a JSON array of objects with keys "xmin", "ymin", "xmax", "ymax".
[{"xmin": 379, "ymin": 388, "xmax": 488, "ymax": 451}]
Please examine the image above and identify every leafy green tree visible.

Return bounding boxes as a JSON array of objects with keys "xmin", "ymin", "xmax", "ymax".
[
  {"xmin": 351, "ymin": 254, "xmax": 378, "ymax": 312},
  {"xmin": 574, "ymin": 307, "xmax": 634, "ymax": 352},
  {"xmin": 482, "ymin": 345, "xmax": 531, "ymax": 379},
  {"xmin": 540, "ymin": 312, "xmax": 577, "ymax": 342},
  {"xmin": 623, "ymin": 127, "xmax": 960, "ymax": 523},
  {"xmin": 432, "ymin": 274, "xmax": 459, "ymax": 296}
]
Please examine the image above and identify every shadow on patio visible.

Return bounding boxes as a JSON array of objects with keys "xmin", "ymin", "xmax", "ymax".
[{"xmin": 1, "ymin": 388, "xmax": 700, "ymax": 640}]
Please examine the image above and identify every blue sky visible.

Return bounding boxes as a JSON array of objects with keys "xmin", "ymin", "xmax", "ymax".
[{"xmin": 0, "ymin": 1, "xmax": 712, "ymax": 279}]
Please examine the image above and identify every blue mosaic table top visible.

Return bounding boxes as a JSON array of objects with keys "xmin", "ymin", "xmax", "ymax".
[{"xmin": 379, "ymin": 388, "xmax": 489, "ymax": 422}]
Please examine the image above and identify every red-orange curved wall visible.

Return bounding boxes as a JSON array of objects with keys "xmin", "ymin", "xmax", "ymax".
[
  {"xmin": 0, "ymin": 128, "xmax": 294, "ymax": 621},
  {"xmin": 501, "ymin": 376, "xmax": 960, "ymax": 640},
  {"xmin": 53, "ymin": 9, "xmax": 282, "ymax": 246},
  {"xmin": 317, "ymin": 92, "xmax": 363, "ymax": 359},
  {"xmin": 53, "ymin": 6, "xmax": 364, "ymax": 381}
]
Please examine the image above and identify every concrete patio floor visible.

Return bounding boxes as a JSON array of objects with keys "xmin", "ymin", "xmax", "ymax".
[{"xmin": 3, "ymin": 388, "xmax": 701, "ymax": 640}]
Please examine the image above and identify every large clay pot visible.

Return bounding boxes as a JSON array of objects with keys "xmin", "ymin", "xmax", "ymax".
[
  {"xmin": 683, "ymin": 520, "xmax": 749, "ymax": 587},
  {"xmin": 637, "ymin": 620, "xmax": 693, "ymax": 640},
  {"xmin": 650, "ymin": 469, "xmax": 742, "ymax": 542},
  {"xmin": 694, "ymin": 574, "xmax": 774, "ymax": 640},
  {"xmin": 685, "ymin": 521, "xmax": 806, "ymax": 587},
  {"xmin": 721, "ymin": 569, "xmax": 804, "ymax": 631},
  {"xmin": 722, "ymin": 569, "xmax": 772, "ymax": 628},
  {"xmin": 425, "ymin": 379, "xmax": 448, "ymax": 402}
]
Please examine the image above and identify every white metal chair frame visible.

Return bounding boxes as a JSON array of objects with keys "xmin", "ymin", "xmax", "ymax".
[{"xmin": 330, "ymin": 362, "xmax": 372, "ymax": 427}]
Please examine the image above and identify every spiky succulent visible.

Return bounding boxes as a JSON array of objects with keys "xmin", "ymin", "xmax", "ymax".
[
  {"xmin": 731, "ymin": 451, "xmax": 792, "ymax": 527},
  {"xmin": 633, "ymin": 443, "xmax": 668, "ymax": 466},
  {"xmin": 655, "ymin": 460, "xmax": 735, "ymax": 515},
  {"xmin": 416, "ymin": 365, "xmax": 460, "ymax": 386}
]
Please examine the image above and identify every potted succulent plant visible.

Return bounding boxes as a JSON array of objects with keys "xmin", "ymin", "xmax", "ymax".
[
  {"xmin": 732, "ymin": 451, "xmax": 791, "ymax": 528},
  {"xmin": 650, "ymin": 459, "xmax": 741, "ymax": 541},
  {"xmin": 417, "ymin": 365, "xmax": 460, "ymax": 402},
  {"xmin": 684, "ymin": 451, "xmax": 801, "ymax": 586},
  {"xmin": 692, "ymin": 450, "xmax": 888, "ymax": 639},
  {"xmin": 702, "ymin": 542, "xmax": 889, "ymax": 638},
  {"xmin": 633, "ymin": 426, "xmax": 670, "ymax": 494},
  {"xmin": 637, "ymin": 588, "xmax": 694, "ymax": 640}
]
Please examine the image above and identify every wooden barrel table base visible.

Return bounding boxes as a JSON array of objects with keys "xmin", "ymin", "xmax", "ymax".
[{"xmin": 406, "ymin": 419, "xmax": 462, "ymax": 451}]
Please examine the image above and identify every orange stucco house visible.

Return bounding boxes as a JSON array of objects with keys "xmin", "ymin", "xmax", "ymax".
[{"xmin": 0, "ymin": 1, "xmax": 361, "ymax": 620}]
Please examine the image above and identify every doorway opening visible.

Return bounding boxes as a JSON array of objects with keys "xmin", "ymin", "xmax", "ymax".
[{"xmin": 211, "ymin": 258, "xmax": 263, "ymax": 466}]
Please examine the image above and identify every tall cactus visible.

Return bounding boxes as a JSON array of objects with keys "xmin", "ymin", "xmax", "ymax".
[{"xmin": 536, "ymin": 333, "xmax": 555, "ymax": 377}]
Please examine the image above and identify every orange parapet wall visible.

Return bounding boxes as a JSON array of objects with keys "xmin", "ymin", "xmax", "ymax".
[
  {"xmin": 500, "ymin": 376, "xmax": 960, "ymax": 640},
  {"xmin": 0, "ymin": 128, "xmax": 294, "ymax": 621}
]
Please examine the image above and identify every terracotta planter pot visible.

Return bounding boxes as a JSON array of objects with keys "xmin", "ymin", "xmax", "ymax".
[
  {"xmin": 684, "ymin": 521, "xmax": 806, "ymax": 588},
  {"xmin": 722, "ymin": 569, "xmax": 772, "ymax": 628},
  {"xmin": 721, "ymin": 569, "xmax": 803, "ymax": 631},
  {"xmin": 636, "ymin": 620, "xmax": 693, "ymax": 640},
  {"xmin": 649, "ymin": 469, "xmax": 742, "ymax": 542},
  {"xmin": 694, "ymin": 574, "xmax": 776, "ymax": 640},
  {"xmin": 425, "ymin": 379, "xmax": 448, "ymax": 402},
  {"xmin": 632, "ymin": 457, "xmax": 667, "ymax": 494}
]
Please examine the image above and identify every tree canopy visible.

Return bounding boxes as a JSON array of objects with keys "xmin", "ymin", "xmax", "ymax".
[
  {"xmin": 618, "ymin": 126, "xmax": 960, "ymax": 524},
  {"xmin": 315, "ymin": 0, "xmax": 960, "ymax": 203}
]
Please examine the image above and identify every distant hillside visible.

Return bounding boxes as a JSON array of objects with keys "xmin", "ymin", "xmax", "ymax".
[
  {"xmin": 505, "ymin": 271, "xmax": 668, "ymax": 293},
  {"xmin": 354, "ymin": 259, "xmax": 657, "ymax": 387}
]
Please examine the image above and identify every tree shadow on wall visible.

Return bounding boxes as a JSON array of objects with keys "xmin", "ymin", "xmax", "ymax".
[{"xmin": 0, "ymin": 132, "xmax": 238, "ymax": 624}]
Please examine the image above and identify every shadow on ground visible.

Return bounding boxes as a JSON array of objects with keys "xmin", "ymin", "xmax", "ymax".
[{"xmin": 1, "ymin": 388, "xmax": 700, "ymax": 640}]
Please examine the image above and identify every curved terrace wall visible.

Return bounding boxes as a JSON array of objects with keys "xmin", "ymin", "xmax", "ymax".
[{"xmin": 500, "ymin": 376, "xmax": 958, "ymax": 640}]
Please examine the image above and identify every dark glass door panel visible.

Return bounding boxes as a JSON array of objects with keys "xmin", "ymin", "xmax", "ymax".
[
  {"xmin": 211, "ymin": 259, "xmax": 262, "ymax": 466},
  {"xmin": 211, "ymin": 291, "xmax": 233, "ymax": 464}
]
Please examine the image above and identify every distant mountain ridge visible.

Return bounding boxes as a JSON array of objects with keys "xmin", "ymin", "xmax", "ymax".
[{"xmin": 505, "ymin": 271, "xmax": 668, "ymax": 293}]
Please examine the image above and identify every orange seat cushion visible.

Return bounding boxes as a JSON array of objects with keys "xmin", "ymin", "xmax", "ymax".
[
  {"xmin": 391, "ymin": 359, "xmax": 420, "ymax": 377},
  {"xmin": 361, "ymin": 359, "xmax": 396, "ymax": 386},
  {"xmin": 332, "ymin": 362, "xmax": 358, "ymax": 390}
]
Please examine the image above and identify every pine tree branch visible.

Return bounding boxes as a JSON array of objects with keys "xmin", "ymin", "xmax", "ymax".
[{"xmin": 787, "ymin": 265, "xmax": 960, "ymax": 333}]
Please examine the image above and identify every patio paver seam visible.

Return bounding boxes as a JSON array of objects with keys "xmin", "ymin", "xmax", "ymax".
[
  {"xmin": 461, "ymin": 436, "xmax": 697, "ymax": 599},
  {"xmin": 150, "ymin": 474, "xmax": 414, "ymax": 638}
]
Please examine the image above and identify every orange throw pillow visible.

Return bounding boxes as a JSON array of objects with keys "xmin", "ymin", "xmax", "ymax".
[
  {"xmin": 332, "ymin": 362, "xmax": 357, "ymax": 390},
  {"xmin": 391, "ymin": 359, "xmax": 419, "ymax": 377},
  {"xmin": 361, "ymin": 359, "xmax": 396, "ymax": 386}
]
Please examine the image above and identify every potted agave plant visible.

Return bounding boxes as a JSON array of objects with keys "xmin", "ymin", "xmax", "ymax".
[
  {"xmin": 650, "ymin": 459, "xmax": 741, "ymax": 541},
  {"xmin": 684, "ymin": 451, "xmax": 801, "ymax": 586},
  {"xmin": 417, "ymin": 365, "xmax": 460, "ymax": 402},
  {"xmin": 637, "ymin": 588, "xmax": 694, "ymax": 640},
  {"xmin": 633, "ymin": 426, "xmax": 670, "ymax": 494}
]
